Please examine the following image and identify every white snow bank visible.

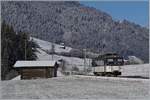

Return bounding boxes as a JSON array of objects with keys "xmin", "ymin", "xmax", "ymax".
[
  {"xmin": 121, "ymin": 64, "xmax": 149, "ymax": 78},
  {"xmin": 1, "ymin": 76, "xmax": 149, "ymax": 99},
  {"xmin": 11, "ymin": 75, "xmax": 21, "ymax": 80},
  {"xmin": 73, "ymin": 75, "xmax": 149, "ymax": 83}
]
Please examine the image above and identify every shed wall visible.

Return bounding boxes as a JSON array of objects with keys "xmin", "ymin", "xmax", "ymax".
[{"xmin": 21, "ymin": 67, "xmax": 54, "ymax": 79}]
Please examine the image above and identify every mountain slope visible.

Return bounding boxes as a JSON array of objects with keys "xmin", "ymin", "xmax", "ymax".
[{"xmin": 1, "ymin": 1, "xmax": 149, "ymax": 62}]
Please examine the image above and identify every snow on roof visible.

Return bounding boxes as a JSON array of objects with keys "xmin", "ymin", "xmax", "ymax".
[{"xmin": 14, "ymin": 61, "xmax": 57, "ymax": 68}]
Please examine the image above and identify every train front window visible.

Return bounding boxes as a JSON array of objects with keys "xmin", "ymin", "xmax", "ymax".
[
  {"xmin": 117, "ymin": 58, "xmax": 124, "ymax": 65},
  {"xmin": 95, "ymin": 60, "xmax": 104, "ymax": 66},
  {"xmin": 107, "ymin": 59, "xmax": 113, "ymax": 62},
  {"xmin": 117, "ymin": 59, "xmax": 122, "ymax": 62},
  {"xmin": 106, "ymin": 59, "xmax": 114, "ymax": 65}
]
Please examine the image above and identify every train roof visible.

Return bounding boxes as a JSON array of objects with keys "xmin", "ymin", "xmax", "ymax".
[{"xmin": 95, "ymin": 53, "xmax": 123, "ymax": 60}]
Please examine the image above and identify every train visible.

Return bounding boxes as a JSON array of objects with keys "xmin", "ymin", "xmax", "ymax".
[{"xmin": 92, "ymin": 53, "xmax": 124, "ymax": 77}]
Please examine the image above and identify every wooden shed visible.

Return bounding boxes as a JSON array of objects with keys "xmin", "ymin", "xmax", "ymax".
[{"xmin": 14, "ymin": 61, "xmax": 58, "ymax": 80}]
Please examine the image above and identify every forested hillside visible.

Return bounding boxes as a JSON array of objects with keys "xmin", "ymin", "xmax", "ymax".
[{"xmin": 1, "ymin": 1, "xmax": 149, "ymax": 62}]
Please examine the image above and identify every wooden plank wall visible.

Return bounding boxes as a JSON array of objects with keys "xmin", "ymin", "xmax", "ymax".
[{"xmin": 21, "ymin": 67, "xmax": 54, "ymax": 79}]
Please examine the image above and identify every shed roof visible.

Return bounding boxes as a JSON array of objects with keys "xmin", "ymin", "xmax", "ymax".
[{"xmin": 14, "ymin": 61, "xmax": 57, "ymax": 68}]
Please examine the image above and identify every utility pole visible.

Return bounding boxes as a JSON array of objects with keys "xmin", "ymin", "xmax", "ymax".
[
  {"xmin": 50, "ymin": 40, "xmax": 55, "ymax": 60},
  {"xmin": 89, "ymin": 58, "xmax": 90, "ymax": 69},
  {"xmin": 83, "ymin": 49, "xmax": 87, "ymax": 74},
  {"xmin": 51, "ymin": 42, "xmax": 55, "ymax": 61},
  {"xmin": 25, "ymin": 34, "xmax": 27, "ymax": 60},
  {"xmin": 52, "ymin": 43, "xmax": 54, "ymax": 61},
  {"xmin": 102, "ymin": 39, "xmax": 106, "ymax": 54}
]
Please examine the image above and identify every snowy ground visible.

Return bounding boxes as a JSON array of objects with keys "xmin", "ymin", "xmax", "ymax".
[
  {"xmin": 1, "ymin": 75, "xmax": 149, "ymax": 99},
  {"xmin": 11, "ymin": 75, "xmax": 21, "ymax": 80},
  {"xmin": 33, "ymin": 37, "xmax": 72, "ymax": 53},
  {"xmin": 121, "ymin": 64, "xmax": 149, "ymax": 78}
]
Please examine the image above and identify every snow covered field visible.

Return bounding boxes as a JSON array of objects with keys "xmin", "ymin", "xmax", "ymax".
[
  {"xmin": 121, "ymin": 64, "xmax": 149, "ymax": 78},
  {"xmin": 1, "ymin": 76, "xmax": 149, "ymax": 99}
]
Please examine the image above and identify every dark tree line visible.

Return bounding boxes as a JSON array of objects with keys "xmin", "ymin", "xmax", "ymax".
[{"xmin": 1, "ymin": 21, "xmax": 39, "ymax": 80}]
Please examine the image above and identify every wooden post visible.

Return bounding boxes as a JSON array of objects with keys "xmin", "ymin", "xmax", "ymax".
[
  {"xmin": 83, "ymin": 49, "xmax": 87, "ymax": 74},
  {"xmin": 25, "ymin": 38, "xmax": 27, "ymax": 60}
]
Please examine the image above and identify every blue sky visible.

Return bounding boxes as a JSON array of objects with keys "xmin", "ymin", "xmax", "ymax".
[{"xmin": 80, "ymin": 1, "xmax": 149, "ymax": 27}]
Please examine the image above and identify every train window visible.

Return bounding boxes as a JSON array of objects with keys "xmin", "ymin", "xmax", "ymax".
[
  {"xmin": 117, "ymin": 59, "xmax": 122, "ymax": 62},
  {"xmin": 95, "ymin": 60, "xmax": 104, "ymax": 66},
  {"xmin": 107, "ymin": 59, "xmax": 113, "ymax": 62}
]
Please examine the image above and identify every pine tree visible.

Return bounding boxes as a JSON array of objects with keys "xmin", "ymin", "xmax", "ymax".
[{"xmin": 1, "ymin": 21, "xmax": 39, "ymax": 80}]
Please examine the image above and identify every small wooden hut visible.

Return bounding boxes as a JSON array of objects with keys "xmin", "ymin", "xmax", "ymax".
[{"xmin": 14, "ymin": 61, "xmax": 58, "ymax": 80}]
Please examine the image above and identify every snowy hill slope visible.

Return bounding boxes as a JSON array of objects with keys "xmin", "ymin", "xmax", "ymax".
[
  {"xmin": 33, "ymin": 37, "xmax": 149, "ymax": 78},
  {"xmin": 33, "ymin": 38, "xmax": 92, "ymax": 71},
  {"xmin": 33, "ymin": 37, "xmax": 72, "ymax": 53}
]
